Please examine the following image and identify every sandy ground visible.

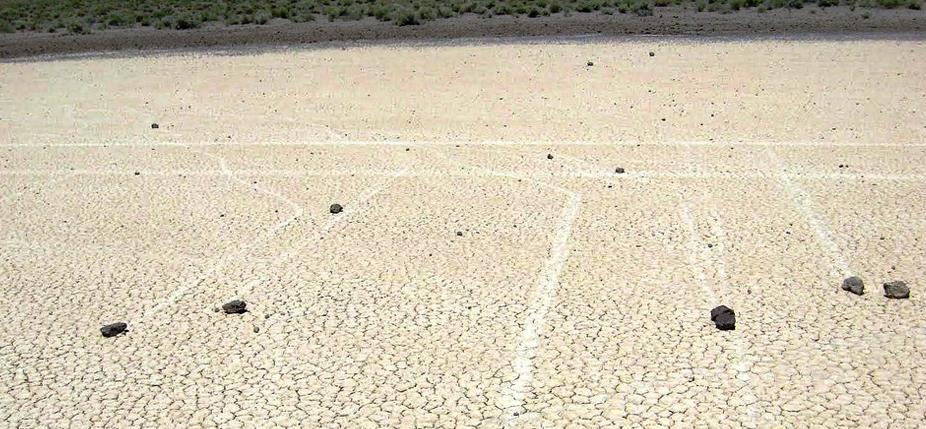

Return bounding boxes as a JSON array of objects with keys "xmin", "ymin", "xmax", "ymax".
[{"xmin": 1, "ymin": 36, "xmax": 925, "ymax": 427}]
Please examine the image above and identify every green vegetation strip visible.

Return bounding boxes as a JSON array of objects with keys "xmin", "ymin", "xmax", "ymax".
[{"xmin": 0, "ymin": 0, "xmax": 921, "ymax": 34}]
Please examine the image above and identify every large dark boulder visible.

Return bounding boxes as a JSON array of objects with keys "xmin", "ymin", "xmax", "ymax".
[
  {"xmin": 883, "ymin": 281, "xmax": 910, "ymax": 299},
  {"xmin": 222, "ymin": 300, "xmax": 248, "ymax": 314},
  {"xmin": 100, "ymin": 322, "xmax": 128, "ymax": 338},
  {"xmin": 710, "ymin": 305, "xmax": 735, "ymax": 331},
  {"xmin": 841, "ymin": 276, "xmax": 864, "ymax": 295}
]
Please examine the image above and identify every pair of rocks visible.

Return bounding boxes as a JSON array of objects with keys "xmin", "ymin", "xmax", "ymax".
[
  {"xmin": 841, "ymin": 276, "xmax": 910, "ymax": 299},
  {"xmin": 710, "ymin": 305, "xmax": 735, "ymax": 331},
  {"xmin": 101, "ymin": 300, "xmax": 249, "ymax": 338}
]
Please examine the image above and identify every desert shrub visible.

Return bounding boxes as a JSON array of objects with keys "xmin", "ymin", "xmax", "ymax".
[
  {"xmin": 438, "ymin": 6, "xmax": 455, "ymax": 18},
  {"xmin": 549, "ymin": 1, "xmax": 563, "ymax": 12},
  {"xmin": 818, "ymin": 0, "xmax": 839, "ymax": 7},
  {"xmin": 371, "ymin": 4, "xmax": 392, "ymax": 20},
  {"xmin": 254, "ymin": 10, "xmax": 272, "ymax": 24},
  {"xmin": 65, "ymin": 17, "xmax": 88, "ymax": 34},
  {"xmin": 634, "ymin": 1, "xmax": 654, "ymax": 14},
  {"xmin": 291, "ymin": 0, "xmax": 318, "ymax": 22},
  {"xmin": 0, "ymin": 19, "xmax": 14, "ymax": 33},
  {"xmin": 169, "ymin": 12, "xmax": 202, "ymax": 30},
  {"xmin": 395, "ymin": 8, "xmax": 420, "ymax": 25},
  {"xmin": 908, "ymin": 0, "xmax": 922, "ymax": 8},
  {"xmin": 417, "ymin": 6, "xmax": 436, "ymax": 20},
  {"xmin": 789, "ymin": 0, "xmax": 804, "ymax": 8}
]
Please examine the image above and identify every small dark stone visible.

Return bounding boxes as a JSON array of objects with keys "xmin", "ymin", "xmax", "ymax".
[
  {"xmin": 222, "ymin": 300, "xmax": 248, "ymax": 314},
  {"xmin": 329, "ymin": 203, "xmax": 343, "ymax": 214},
  {"xmin": 649, "ymin": 52, "xmax": 655, "ymax": 57},
  {"xmin": 883, "ymin": 281, "xmax": 910, "ymax": 299},
  {"xmin": 101, "ymin": 322, "xmax": 128, "ymax": 338},
  {"xmin": 615, "ymin": 167, "xmax": 625, "ymax": 174},
  {"xmin": 841, "ymin": 276, "xmax": 864, "ymax": 295},
  {"xmin": 134, "ymin": 171, "xmax": 140, "ymax": 176},
  {"xmin": 253, "ymin": 326, "xmax": 260, "ymax": 333},
  {"xmin": 710, "ymin": 305, "xmax": 735, "ymax": 331},
  {"xmin": 546, "ymin": 154, "xmax": 553, "ymax": 160},
  {"xmin": 456, "ymin": 231, "xmax": 463, "ymax": 237},
  {"xmin": 151, "ymin": 123, "xmax": 159, "ymax": 129},
  {"xmin": 587, "ymin": 61, "xmax": 594, "ymax": 66}
]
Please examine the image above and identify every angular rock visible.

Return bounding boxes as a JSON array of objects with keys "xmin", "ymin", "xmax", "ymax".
[
  {"xmin": 101, "ymin": 322, "xmax": 128, "ymax": 338},
  {"xmin": 587, "ymin": 61, "xmax": 594, "ymax": 66},
  {"xmin": 883, "ymin": 281, "xmax": 910, "ymax": 299},
  {"xmin": 841, "ymin": 276, "xmax": 864, "ymax": 295},
  {"xmin": 710, "ymin": 305, "xmax": 735, "ymax": 331},
  {"xmin": 222, "ymin": 300, "xmax": 248, "ymax": 314},
  {"xmin": 329, "ymin": 203, "xmax": 343, "ymax": 214},
  {"xmin": 615, "ymin": 167, "xmax": 625, "ymax": 174},
  {"xmin": 547, "ymin": 154, "xmax": 554, "ymax": 160},
  {"xmin": 151, "ymin": 123, "xmax": 159, "ymax": 129}
]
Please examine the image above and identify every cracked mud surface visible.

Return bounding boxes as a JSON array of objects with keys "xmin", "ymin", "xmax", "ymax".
[{"xmin": 1, "ymin": 37, "xmax": 925, "ymax": 427}]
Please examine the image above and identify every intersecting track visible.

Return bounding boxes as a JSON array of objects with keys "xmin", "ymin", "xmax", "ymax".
[{"xmin": 1, "ymin": 140, "xmax": 925, "ymax": 428}]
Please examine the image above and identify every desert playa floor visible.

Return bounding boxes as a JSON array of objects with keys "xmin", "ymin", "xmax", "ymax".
[{"xmin": 1, "ymin": 36, "xmax": 925, "ymax": 428}]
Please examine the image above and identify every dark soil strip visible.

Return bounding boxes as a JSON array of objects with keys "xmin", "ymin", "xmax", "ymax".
[{"xmin": 1, "ymin": 7, "xmax": 924, "ymax": 60}]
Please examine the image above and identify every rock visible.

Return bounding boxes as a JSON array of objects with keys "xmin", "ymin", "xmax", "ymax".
[
  {"xmin": 547, "ymin": 154, "xmax": 553, "ymax": 160},
  {"xmin": 883, "ymin": 281, "xmax": 910, "ymax": 299},
  {"xmin": 151, "ymin": 123, "xmax": 159, "ymax": 129},
  {"xmin": 329, "ymin": 203, "xmax": 343, "ymax": 214},
  {"xmin": 253, "ymin": 326, "xmax": 260, "ymax": 333},
  {"xmin": 649, "ymin": 52, "xmax": 655, "ymax": 57},
  {"xmin": 615, "ymin": 167, "xmax": 625, "ymax": 174},
  {"xmin": 100, "ymin": 322, "xmax": 128, "ymax": 338},
  {"xmin": 456, "ymin": 231, "xmax": 463, "ymax": 237},
  {"xmin": 222, "ymin": 300, "xmax": 248, "ymax": 314},
  {"xmin": 710, "ymin": 305, "xmax": 735, "ymax": 331},
  {"xmin": 841, "ymin": 276, "xmax": 864, "ymax": 295},
  {"xmin": 587, "ymin": 61, "xmax": 594, "ymax": 66}
]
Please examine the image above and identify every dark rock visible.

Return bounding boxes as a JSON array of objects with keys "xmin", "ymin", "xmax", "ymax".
[
  {"xmin": 253, "ymin": 326, "xmax": 260, "ymax": 333},
  {"xmin": 615, "ymin": 167, "xmax": 625, "ymax": 174},
  {"xmin": 151, "ymin": 123, "xmax": 159, "ymax": 129},
  {"xmin": 587, "ymin": 61, "xmax": 594, "ymax": 66},
  {"xmin": 649, "ymin": 51, "xmax": 655, "ymax": 57},
  {"xmin": 883, "ymin": 281, "xmax": 910, "ymax": 299},
  {"xmin": 456, "ymin": 231, "xmax": 463, "ymax": 237},
  {"xmin": 547, "ymin": 154, "xmax": 553, "ymax": 160},
  {"xmin": 710, "ymin": 305, "xmax": 735, "ymax": 331},
  {"xmin": 134, "ymin": 171, "xmax": 140, "ymax": 176},
  {"xmin": 841, "ymin": 276, "xmax": 864, "ymax": 295},
  {"xmin": 222, "ymin": 300, "xmax": 248, "ymax": 314},
  {"xmin": 100, "ymin": 322, "xmax": 128, "ymax": 338},
  {"xmin": 329, "ymin": 203, "xmax": 343, "ymax": 214}
]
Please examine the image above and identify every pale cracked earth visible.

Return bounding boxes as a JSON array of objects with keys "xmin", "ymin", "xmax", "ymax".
[{"xmin": 1, "ymin": 36, "xmax": 925, "ymax": 428}]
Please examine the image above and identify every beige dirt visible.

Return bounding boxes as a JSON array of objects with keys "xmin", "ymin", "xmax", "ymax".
[{"xmin": 1, "ymin": 37, "xmax": 925, "ymax": 427}]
